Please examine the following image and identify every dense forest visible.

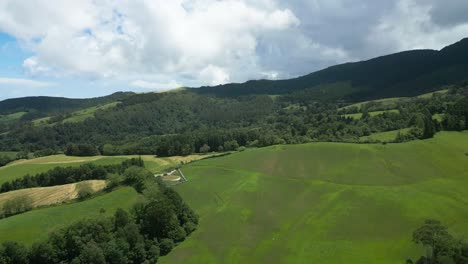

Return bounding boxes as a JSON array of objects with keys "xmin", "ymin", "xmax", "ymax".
[{"xmin": 0, "ymin": 159, "xmax": 198, "ymax": 263}]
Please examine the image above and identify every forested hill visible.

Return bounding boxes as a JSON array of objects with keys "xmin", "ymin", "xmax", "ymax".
[
  {"xmin": 0, "ymin": 39, "xmax": 467, "ymax": 155},
  {"xmin": 196, "ymin": 38, "xmax": 468, "ymax": 99},
  {"xmin": 0, "ymin": 92, "xmax": 134, "ymax": 115}
]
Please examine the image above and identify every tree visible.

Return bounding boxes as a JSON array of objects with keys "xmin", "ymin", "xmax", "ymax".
[
  {"xmin": 123, "ymin": 167, "xmax": 152, "ymax": 193},
  {"xmin": 77, "ymin": 182, "xmax": 94, "ymax": 200},
  {"xmin": 75, "ymin": 241, "xmax": 106, "ymax": 264},
  {"xmin": 0, "ymin": 241, "xmax": 29, "ymax": 264},
  {"xmin": 2, "ymin": 195, "xmax": 33, "ymax": 217},
  {"xmin": 199, "ymin": 144, "xmax": 211, "ymax": 153},
  {"xmin": 223, "ymin": 140, "xmax": 239, "ymax": 151},
  {"xmin": 114, "ymin": 208, "xmax": 130, "ymax": 230},
  {"xmin": 413, "ymin": 219, "xmax": 457, "ymax": 262}
]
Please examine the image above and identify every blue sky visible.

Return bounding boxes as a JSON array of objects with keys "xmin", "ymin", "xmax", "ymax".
[{"xmin": 0, "ymin": 0, "xmax": 467, "ymax": 100}]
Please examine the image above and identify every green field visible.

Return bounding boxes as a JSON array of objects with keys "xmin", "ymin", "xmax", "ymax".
[
  {"xmin": 161, "ymin": 131, "xmax": 468, "ymax": 264},
  {"xmin": 360, "ymin": 128, "xmax": 412, "ymax": 142},
  {"xmin": 340, "ymin": 90, "xmax": 448, "ymax": 112},
  {"xmin": 0, "ymin": 154, "xmax": 212, "ymax": 185},
  {"xmin": 0, "ymin": 112, "xmax": 27, "ymax": 123},
  {"xmin": 62, "ymin": 102, "xmax": 119, "ymax": 123},
  {"xmin": 0, "ymin": 187, "xmax": 139, "ymax": 245},
  {"xmin": 343, "ymin": 109, "xmax": 399, "ymax": 119}
]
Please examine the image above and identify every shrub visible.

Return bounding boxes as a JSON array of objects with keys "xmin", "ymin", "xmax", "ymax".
[{"xmin": 77, "ymin": 182, "xmax": 94, "ymax": 200}]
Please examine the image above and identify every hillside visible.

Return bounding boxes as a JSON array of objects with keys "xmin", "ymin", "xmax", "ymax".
[
  {"xmin": 197, "ymin": 38, "xmax": 468, "ymax": 99},
  {"xmin": 0, "ymin": 92, "xmax": 133, "ymax": 117},
  {"xmin": 161, "ymin": 131, "xmax": 468, "ymax": 264},
  {"xmin": 0, "ymin": 39, "xmax": 466, "ymax": 156}
]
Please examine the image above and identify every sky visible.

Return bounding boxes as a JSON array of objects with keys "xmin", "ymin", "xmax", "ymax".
[{"xmin": 0, "ymin": 0, "xmax": 467, "ymax": 100}]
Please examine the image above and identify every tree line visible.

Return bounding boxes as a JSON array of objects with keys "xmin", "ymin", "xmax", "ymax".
[
  {"xmin": 0, "ymin": 158, "xmax": 198, "ymax": 263},
  {"xmin": 0, "ymin": 158, "xmax": 144, "ymax": 194},
  {"xmin": 0, "ymin": 175, "xmax": 198, "ymax": 263}
]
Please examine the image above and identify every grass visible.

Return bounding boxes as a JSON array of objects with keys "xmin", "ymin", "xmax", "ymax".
[
  {"xmin": 340, "ymin": 98, "xmax": 406, "ymax": 111},
  {"xmin": 339, "ymin": 89, "xmax": 448, "ymax": 112},
  {"xmin": 0, "ymin": 180, "xmax": 107, "ymax": 210},
  {"xmin": 343, "ymin": 109, "xmax": 399, "ymax": 119},
  {"xmin": 0, "ymin": 112, "xmax": 27, "ymax": 123},
  {"xmin": 32, "ymin": 102, "xmax": 119, "ymax": 126},
  {"xmin": 0, "ymin": 153, "xmax": 214, "ymax": 186},
  {"xmin": 0, "ymin": 187, "xmax": 139, "ymax": 245},
  {"xmin": 161, "ymin": 131, "xmax": 468, "ymax": 264},
  {"xmin": 360, "ymin": 128, "xmax": 412, "ymax": 142},
  {"xmin": 62, "ymin": 102, "xmax": 119, "ymax": 123}
]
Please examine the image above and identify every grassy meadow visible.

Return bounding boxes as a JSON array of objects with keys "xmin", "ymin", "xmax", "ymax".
[
  {"xmin": 0, "ymin": 187, "xmax": 139, "ymax": 245},
  {"xmin": 161, "ymin": 131, "xmax": 468, "ymax": 264},
  {"xmin": 360, "ymin": 128, "xmax": 412, "ymax": 142}
]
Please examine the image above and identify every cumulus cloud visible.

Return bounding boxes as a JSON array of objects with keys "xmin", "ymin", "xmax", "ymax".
[
  {"xmin": 0, "ymin": 77, "xmax": 53, "ymax": 87},
  {"xmin": 0, "ymin": 0, "xmax": 467, "ymax": 95},
  {"xmin": 366, "ymin": 0, "xmax": 468, "ymax": 55},
  {"xmin": 130, "ymin": 80, "xmax": 182, "ymax": 91},
  {"xmin": 0, "ymin": 0, "xmax": 309, "ymax": 86}
]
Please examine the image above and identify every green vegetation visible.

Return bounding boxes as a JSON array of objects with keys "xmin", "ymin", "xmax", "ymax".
[
  {"xmin": 161, "ymin": 132, "xmax": 468, "ymax": 264},
  {"xmin": 409, "ymin": 220, "xmax": 468, "ymax": 264},
  {"xmin": 0, "ymin": 154, "xmax": 197, "ymax": 186},
  {"xmin": 0, "ymin": 112, "xmax": 27, "ymax": 123},
  {"xmin": 343, "ymin": 109, "xmax": 399, "ymax": 119},
  {"xmin": 360, "ymin": 128, "xmax": 412, "ymax": 142},
  {"xmin": 62, "ymin": 102, "xmax": 119, "ymax": 123},
  {"xmin": 340, "ymin": 97, "xmax": 407, "ymax": 112},
  {"xmin": 0, "ymin": 187, "xmax": 139, "ymax": 244},
  {"xmin": 0, "ymin": 162, "xmax": 198, "ymax": 263}
]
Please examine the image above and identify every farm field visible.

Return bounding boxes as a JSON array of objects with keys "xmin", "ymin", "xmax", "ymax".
[
  {"xmin": 0, "ymin": 153, "xmax": 211, "ymax": 185},
  {"xmin": 0, "ymin": 187, "xmax": 139, "ymax": 245},
  {"xmin": 161, "ymin": 131, "xmax": 468, "ymax": 264},
  {"xmin": 0, "ymin": 180, "xmax": 107, "ymax": 209}
]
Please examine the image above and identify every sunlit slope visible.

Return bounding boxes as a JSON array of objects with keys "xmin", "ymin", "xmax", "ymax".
[
  {"xmin": 162, "ymin": 132, "xmax": 468, "ymax": 264},
  {"xmin": 0, "ymin": 187, "xmax": 139, "ymax": 245}
]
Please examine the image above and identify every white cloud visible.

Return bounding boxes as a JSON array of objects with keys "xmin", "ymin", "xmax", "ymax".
[
  {"xmin": 130, "ymin": 80, "xmax": 182, "ymax": 91},
  {"xmin": 1, "ymin": 0, "xmax": 467, "ymax": 98},
  {"xmin": 0, "ymin": 77, "xmax": 54, "ymax": 87},
  {"xmin": 367, "ymin": 0, "xmax": 468, "ymax": 54},
  {"xmin": 0, "ymin": 0, "xmax": 304, "ymax": 85}
]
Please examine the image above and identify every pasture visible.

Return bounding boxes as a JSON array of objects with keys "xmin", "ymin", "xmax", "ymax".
[
  {"xmin": 0, "ymin": 187, "xmax": 139, "ymax": 245},
  {"xmin": 360, "ymin": 128, "xmax": 412, "ymax": 142},
  {"xmin": 161, "ymin": 131, "xmax": 468, "ymax": 264}
]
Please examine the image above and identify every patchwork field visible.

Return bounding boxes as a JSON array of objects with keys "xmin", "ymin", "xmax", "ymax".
[
  {"xmin": 0, "ymin": 153, "xmax": 211, "ymax": 185},
  {"xmin": 0, "ymin": 187, "xmax": 139, "ymax": 245},
  {"xmin": 161, "ymin": 131, "xmax": 468, "ymax": 264},
  {"xmin": 0, "ymin": 180, "xmax": 107, "ymax": 209}
]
